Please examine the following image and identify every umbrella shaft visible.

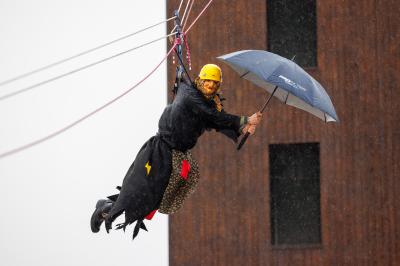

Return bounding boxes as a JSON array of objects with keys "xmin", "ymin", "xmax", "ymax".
[{"xmin": 260, "ymin": 85, "xmax": 278, "ymax": 113}]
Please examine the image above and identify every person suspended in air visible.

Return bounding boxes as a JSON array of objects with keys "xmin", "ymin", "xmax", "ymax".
[{"xmin": 90, "ymin": 64, "xmax": 262, "ymax": 239}]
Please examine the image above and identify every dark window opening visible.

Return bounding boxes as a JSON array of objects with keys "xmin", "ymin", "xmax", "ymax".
[
  {"xmin": 269, "ymin": 143, "xmax": 321, "ymax": 246},
  {"xmin": 267, "ymin": 0, "xmax": 317, "ymax": 67}
]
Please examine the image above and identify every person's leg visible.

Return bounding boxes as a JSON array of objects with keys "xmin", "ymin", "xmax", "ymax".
[{"xmin": 90, "ymin": 199, "xmax": 114, "ymax": 233}]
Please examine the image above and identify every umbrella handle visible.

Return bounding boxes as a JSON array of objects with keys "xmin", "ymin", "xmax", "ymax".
[
  {"xmin": 237, "ymin": 132, "xmax": 250, "ymax": 150},
  {"xmin": 237, "ymin": 86, "xmax": 278, "ymax": 151}
]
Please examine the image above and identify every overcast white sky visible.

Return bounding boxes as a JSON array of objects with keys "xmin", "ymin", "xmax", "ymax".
[{"xmin": 0, "ymin": 1, "xmax": 170, "ymax": 265}]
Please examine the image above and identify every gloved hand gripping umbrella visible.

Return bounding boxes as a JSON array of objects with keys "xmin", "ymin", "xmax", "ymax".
[{"xmin": 217, "ymin": 50, "xmax": 339, "ymax": 150}]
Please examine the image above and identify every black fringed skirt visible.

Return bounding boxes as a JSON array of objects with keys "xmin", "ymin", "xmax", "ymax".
[{"xmin": 106, "ymin": 135, "xmax": 172, "ymax": 228}]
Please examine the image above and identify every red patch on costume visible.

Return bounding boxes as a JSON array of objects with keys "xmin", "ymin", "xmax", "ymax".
[
  {"xmin": 145, "ymin": 209, "xmax": 157, "ymax": 220},
  {"xmin": 180, "ymin": 160, "xmax": 191, "ymax": 180}
]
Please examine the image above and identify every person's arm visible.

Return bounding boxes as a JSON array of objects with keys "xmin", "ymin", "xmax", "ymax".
[
  {"xmin": 213, "ymin": 111, "xmax": 262, "ymax": 142},
  {"xmin": 189, "ymin": 90, "xmax": 262, "ymax": 135},
  {"xmin": 213, "ymin": 113, "xmax": 246, "ymax": 142},
  {"xmin": 241, "ymin": 112, "xmax": 262, "ymax": 135},
  {"xmin": 189, "ymin": 93, "xmax": 244, "ymax": 133}
]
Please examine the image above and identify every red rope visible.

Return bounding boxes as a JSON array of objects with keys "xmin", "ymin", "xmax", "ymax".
[
  {"xmin": 181, "ymin": 0, "xmax": 214, "ymax": 72},
  {"xmin": 183, "ymin": 0, "xmax": 214, "ymax": 34},
  {"xmin": 183, "ymin": 33, "xmax": 192, "ymax": 70},
  {"xmin": 0, "ymin": 43, "xmax": 177, "ymax": 159},
  {"xmin": 0, "ymin": 0, "xmax": 215, "ymax": 159}
]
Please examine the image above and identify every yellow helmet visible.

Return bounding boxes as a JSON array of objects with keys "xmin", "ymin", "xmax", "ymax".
[{"xmin": 198, "ymin": 64, "xmax": 222, "ymax": 82}]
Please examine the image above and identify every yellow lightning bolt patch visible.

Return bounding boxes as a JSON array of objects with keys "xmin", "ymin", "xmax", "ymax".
[{"xmin": 145, "ymin": 161, "xmax": 151, "ymax": 176}]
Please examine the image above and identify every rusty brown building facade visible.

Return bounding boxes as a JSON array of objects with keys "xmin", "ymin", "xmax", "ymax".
[{"xmin": 166, "ymin": 0, "xmax": 400, "ymax": 265}]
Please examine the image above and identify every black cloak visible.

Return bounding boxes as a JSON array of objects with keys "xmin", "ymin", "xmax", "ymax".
[{"xmin": 104, "ymin": 80, "xmax": 245, "ymax": 238}]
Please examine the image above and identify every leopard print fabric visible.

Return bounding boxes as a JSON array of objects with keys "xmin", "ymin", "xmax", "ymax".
[{"xmin": 158, "ymin": 149, "xmax": 200, "ymax": 214}]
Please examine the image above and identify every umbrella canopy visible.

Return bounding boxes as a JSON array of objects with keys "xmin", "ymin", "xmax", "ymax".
[{"xmin": 217, "ymin": 50, "xmax": 339, "ymax": 122}]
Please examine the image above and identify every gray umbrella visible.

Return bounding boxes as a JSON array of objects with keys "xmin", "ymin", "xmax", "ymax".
[{"xmin": 217, "ymin": 50, "xmax": 339, "ymax": 149}]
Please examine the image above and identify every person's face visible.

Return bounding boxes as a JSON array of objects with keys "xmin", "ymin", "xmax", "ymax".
[{"xmin": 202, "ymin": 79, "xmax": 220, "ymax": 96}]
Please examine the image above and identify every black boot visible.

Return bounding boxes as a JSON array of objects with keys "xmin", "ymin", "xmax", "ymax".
[{"xmin": 90, "ymin": 199, "xmax": 113, "ymax": 233}]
